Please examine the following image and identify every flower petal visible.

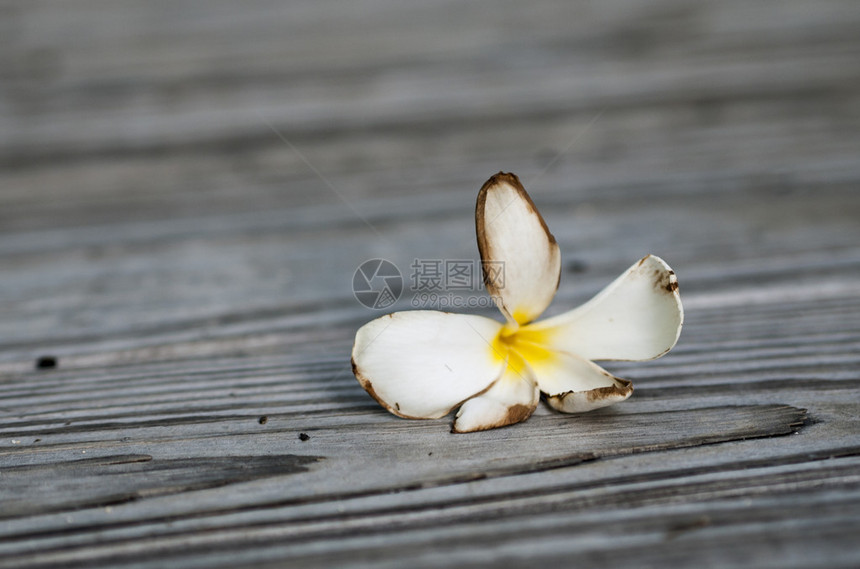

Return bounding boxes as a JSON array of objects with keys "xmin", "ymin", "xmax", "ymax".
[
  {"xmin": 452, "ymin": 355, "xmax": 540, "ymax": 433},
  {"xmin": 529, "ymin": 350, "xmax": 633, "ymax": 413},
  {"xmin": 476, "ymin": 172, "xmax": 561, "ymax": 325},
  {"xmin": 523, "ymin": 255, "xmax": 683, "ymax": 361},
  {"xmin": 351, "ymin": 310, "xmax": 505, "ymax": 419}
]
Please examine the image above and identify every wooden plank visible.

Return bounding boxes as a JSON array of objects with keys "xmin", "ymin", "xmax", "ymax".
[
  {"xmin": 1, "ymin": 0, "xmax": 859, "ymax": 567},
  {"xmin": 0, "ymin": 407, "xmax": 853, "ymax": 568}
]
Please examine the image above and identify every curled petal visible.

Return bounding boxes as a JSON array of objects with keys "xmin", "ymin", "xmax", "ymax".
[
  {"xmin": 528, "ymin": 350, "xmax": 633, "ymax": 413},
  {"xmin": 522, "ymin": 255, "xmax": 683, "ymax": 361},
  {"xmin": 452, "ymin": 355, "xmax": 540, "ymax": 433},
  {"xmin": 351, "ymin": 311, "xmax": 505, "ymax": 419},
  {"xmin": 476, "ymin": 172, "xmax": 561, "ymax": 325}
]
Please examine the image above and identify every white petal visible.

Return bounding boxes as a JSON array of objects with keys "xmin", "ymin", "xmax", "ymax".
[
  {"xmin": 529, "ymin": 350, "xmax": 633, "ymax": 413},
  {"xmin": 524, "ymin": 255, "xmax": 683, "ymax": 361},
  {"xmin": 351, "ymin": 311, "xmax": 505, "ymax": 419},
  {"xmin": 452, "ymin": 358, "xmax": 540, "ymax": 433},
  {"xmin": 476, "ymin": 172, "xmax": 561, "ymax": 325}
]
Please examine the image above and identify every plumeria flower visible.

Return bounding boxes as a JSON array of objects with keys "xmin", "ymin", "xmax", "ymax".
[{"xmin": 351, "ymin": 172, "xmax": 683, "ymax": 433}]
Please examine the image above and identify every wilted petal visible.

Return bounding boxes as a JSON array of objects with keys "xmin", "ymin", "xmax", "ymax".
[
  {"xmin": 530, "ymin": 350, "xmax": 633, "ymax": 413},
  {"xmin": 523, "ymin": 255, "xmax": 683, "ymax": 361},
  {"xmin": 351, "ymin": 311, "xmax": 505, "ymax": 419},
  {"xmin": 453, "ymin": 354, "xmax": 540, "ymax": 433},
  {"xmin": 476, "ymin": 172, "xmax": 561, "ymax": 325}
]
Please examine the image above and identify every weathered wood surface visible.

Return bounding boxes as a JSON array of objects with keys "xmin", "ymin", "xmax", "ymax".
[{"xmin": 1, "ymin": 0, "xmax": 859, "ymax": 567}]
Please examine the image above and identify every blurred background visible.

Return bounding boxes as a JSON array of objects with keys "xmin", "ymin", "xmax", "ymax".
[{"xmin": 1, "ymin": 0, "xmax": 859, "ymax": 369}]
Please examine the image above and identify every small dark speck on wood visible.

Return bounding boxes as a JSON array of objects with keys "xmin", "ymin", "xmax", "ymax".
[
  {"xmin": 299, "ymin": 433, "xmax": 310, "ymax": 441},
  {"xmin": 258, "ymin": 416, "xmax": 268, "ymax": 425},
  {"xmin": 35, "ymin": 355, "xmax": 58, "ymax": 369}
]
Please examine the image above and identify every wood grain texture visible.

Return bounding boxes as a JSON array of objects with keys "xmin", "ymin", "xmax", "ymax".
[{"xmin": 1, "ymin": 0, "xmax": 859, "ymax": 567}]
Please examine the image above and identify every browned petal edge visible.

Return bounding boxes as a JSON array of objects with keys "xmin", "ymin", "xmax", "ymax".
[
  {"xmin": 450, "ymin": 400, "xmax": 539, "ymax": 434},
  {"xmin": 546, "ymin": 377, "xmax": 634, "ymax": 413},
  {"xmin": 475, "ymin": 172, "xmax": 561, "ymax": 302},
  {"xmin": 351, "ymin": 355, "xmax": 422, "ymax": 420},
  {"xmin": 639, "ymin": 254, "xmax": 681, "ymax": 295},
  {"xmin": 350, "ymin": 356, "xmax": 504, "ymax": 423},
  {"xmin": 657, "ymin": 266, "xmax": 679, "ymax": 294}
]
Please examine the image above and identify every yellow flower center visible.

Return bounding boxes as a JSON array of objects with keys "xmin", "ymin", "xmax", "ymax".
[{"xmin": 491, "ymin": 323, "xmax": 555, "ymax": 375}]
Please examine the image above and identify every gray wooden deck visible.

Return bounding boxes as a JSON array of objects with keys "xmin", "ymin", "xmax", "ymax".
[{"xmin": 2, "ymin": 1, "xmax": 860, "ymax": 567}]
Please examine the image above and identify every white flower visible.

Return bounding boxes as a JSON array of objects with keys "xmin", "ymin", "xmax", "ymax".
[{"xmin": 351, "ymin": 172, "xmax": 683, "ymax": 433}]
